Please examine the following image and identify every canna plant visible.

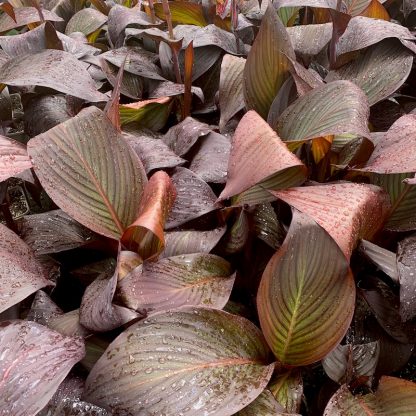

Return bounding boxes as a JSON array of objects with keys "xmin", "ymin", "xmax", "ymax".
[{"xmin": 1, "ymin": 0, "xmax": 416, "ymax": 415}]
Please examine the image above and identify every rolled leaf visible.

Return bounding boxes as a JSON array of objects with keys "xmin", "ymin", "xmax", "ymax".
[
  {"xmin": 276, "ymin": 80, "xmax": 370, "ymax": 141},
  {"xmin": 218, "ymin": 110, "xmax": 307, "ymax": 204},
  {"xmin": 118, "ymin": 253, "xmax": 235, "ymax": 312},
  {"xmin": 257, "ymin": 210, "xmax": 355, "ymax": 366},
  {"xmin": 26, "ymin": 290, "xmax": 63, "ymax": 326},
  {"xmin": 273, "ymin": 182, "xmax": 391, "ymax": 259},
  {"xmin": 0, "ymin": 223, "xmax": 50, "ymax": 314},
  {"xmin": 84, "ymin": 308, "xmax": 274, "ymax": 415},
  {"xmin": 0, "ymin": 135, "xmax": 32, "ymax": 181},
  {"xmin": 0, "ymin": 50, "xmax": 107, "ymax": 102},
  {"xmin": 28, "ymin": 106, "xmax": 147, "ymax": 240},
  {"xmin": 0, "ymin": 320, "xmax": 85, "ymax": 415},
  {"xmin": 121, "ymin": 170, "xmax": 176, "ymax": 260},
  {"xmin": 243, "ymin": 4, "xmax": 295, "ymax": 118}
]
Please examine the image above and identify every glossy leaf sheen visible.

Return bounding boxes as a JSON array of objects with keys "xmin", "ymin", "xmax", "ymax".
[
  {"xmin": 257, "ymin": 210, "xmax": 355, "ymax": 366},
  {"xmin": 28, "ymin": 106, "xmax": 147, "ymax": 240},
  {"xmin": 0, "ymin": 320, "xmax": 85, "ymax": 415},
  {"xmin": 84, "ymin": 308, "xmax": 274, "ymax": 415}
]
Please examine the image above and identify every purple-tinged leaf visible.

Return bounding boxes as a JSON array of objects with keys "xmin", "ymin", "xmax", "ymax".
[
  {"xmin": 219, "ymin": 54, "xmax": 245, "ymax": 131},
  {"xmin": 65, "ymin": 8, "xmax": 107, "ymax": 37},
  {"xmin": 161, "ymin": 226, "xmax": 226, "ymax": 258},
  {"xmin": 235, "ymin": 390, "xmax": 287, "ymax": 416},
  {"xmin": 257, "ymin": 210, "xmax": 355, "ymax": 366},
  {"xmin": 0, "ymin": 135, "xmax": 32, "ymax": 181},
  {"xmin": 243, "ymin": 4, "xmax": 295, "ymax": 119},
  {"xmin": 28, "ymin": 106, "xmax": 147, "ymax": 240},
  {"xmin": 324, "ymin": 376, "xmax": 416, "ymax": 415},
  {"xmin": 20, "ymin": 209, "xmax": 95, "ymax": 255},
  {"xmin": 166, "ymin": 167, "xmax": 219, "ymax": 229},
  {"xmin": 0, "ymin": 223, "xmax": 50, "ymax": 314},
  {"xmin": 84, "ymin": 308, "xmax": 274, "ymax": 415},
  {"xmin": 48, "ymin": 310, "xmax": 90, "ymax": 338},
  {"xmin": 118, "ymin": 253, "xmax": 234, "ymax": 312},
  {"xmin": 274, "ymin": 0, "xmax": 337, "ymax": 8},
  {"xmin": 188, "ymin": 132, "xmax": 231, "ymax": 184},
  {"xmin": 0, "ymin": 320, "xmax": 85, "ymax": 415},
  {"xmin": 397, "ymin": 235, "xmax": 416, "ymax": 322},
  {"xmin": 0, "ymin": 50, "xmax": 107, "ymax": 102},
  {"xmin": 252, "ymin": 203, "xmax": 285, "ymax": 250},
  {"xmin": 26, "ymin": 290, "xmax": 63, "ymax": 326},
  {"xmin": 218, "ymin": 110, "xmax": 307, "ymax": 205},
  {"xmin": 121, "ymin": 170, "xmax": 176, "ymax": 260},
  {"xmin": 42, "ymin": 398, "xmax": 110, "ymax": 416},
  {"xmin": 0, "ymin": 6, "xmax": 63, "ymax": 33},
  {"xmin": 273, "ymin": 182, "xmax": 391, "ymax": 259},
  {"xmin": 218, "ymin": 208, "xmax": 250, "ymax": 255},
  {"xmin": 163, "ymin": 116, "xmax": 211, "ymax": 156},
  {"xmin": 269, "ymin": 369, "xmax": 303, "ymax": 414},
  {"xmin": 322, "ymin": 341, "xmax": 380, "ymax": 385}
]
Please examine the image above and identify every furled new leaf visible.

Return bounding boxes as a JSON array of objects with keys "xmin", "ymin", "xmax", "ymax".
[
  {"xmin": 257, "ymin": 210, "xmax": 355, "ymax": 366},
  {"xmin": 27, "ymin": 106, "xmax": 147, "ymax": 239},
  {"xmin": 84, "ymin": 308, "xmax": 274, "ymax": 415},
  {"xmin": 0, "ymin": 320, "xmax": 85, "ymax": 415},
  {"xmin": 243, "ymin": 4, "xmax": 295, "ymax": 119}
]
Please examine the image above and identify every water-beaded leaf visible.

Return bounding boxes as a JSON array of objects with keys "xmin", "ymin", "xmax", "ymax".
[
  {"xmin": 0, "ymin": 135, "xmax": 32, "ymax": 181},
  {"xmin": 83, "ymin": 308, "xmax": 274, "ymax": 415},
  {"xmin": 257, "ymin": 210, "xmax": 356, "ymax": 366},
  {"xmin": 0, "ymin": 320, "xmax": 85, "ymax": 415},
  {"xmin": 27, "ymin": 106, "xmax": 147, "ymax": 240}
]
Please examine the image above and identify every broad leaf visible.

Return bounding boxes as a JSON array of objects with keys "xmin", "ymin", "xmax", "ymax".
[
  {"xmin": 235, "ymin": 390, "xmax": 287, "ymax": 416},
  {"xmin": 27, "ymin": 290, "xmax": 63, "ymax": 326},
  {"xmin": 0, "ymin": 223, "xmax": 50, "ymax": 314},
  {"xmin": 0, "ymin": 50, "xmax": 107, "ymax": 102},
  {"xmin": 269, "ymin": 369, "xmax": 303, "ymax": 413},
  {"xmin": 0, "ymin": 135, "xmax": 31, "ymax": 181},
  {"xmin": 257, "ymin": 210, "xmax": 355, "ymax": 366},
  {"xmin": 326, "ymin": 40, "xmax": 413, "ymax": 106},
  {"xmin": 0, "ymin": 320, "xmax": 85, "ymax": 414},
  {"xmin": 218, "ymin": 110, "xmax": 307, "ymax": 205},
  {"xmin": 324, "ymin": 376, "xmax": 416, "ymax": 415},
  {"xmin": 84, "ymin": 308, "xmax": 274, "ymax": 415},
  {"xmin": 219, "ymin": 54, "xmax": 246, "ymax": 130},
  {"xmin": 48, "ymin": 309, "xmax": 90, "ymax": 338},
  {"xmin": 65, "ymin": 8, "xmax": 107, "ymax": 36},
  {"xmin": 275, "ymin": 80, "xmax": 370, "ymax": 141},
  {"xmin": 244, "ymin": 4, "xmax": 295, "ymax": 119},
  {"xmin": 118, "ymin": 253, "xmax": 235, "ymax": 312},
  {"xmin": 273, "ymin": 182, "xmax": 391, "ymax": 258},
  {"xmin": 121, "ymin": 170, "xmax": 176, "ymax": 260},
  {"xmin": 28, "ymin": 107, "xmax": 147, "ymax": 240}
]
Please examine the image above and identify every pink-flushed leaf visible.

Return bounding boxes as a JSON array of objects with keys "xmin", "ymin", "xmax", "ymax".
[
  {"xmin": 257, "ymin": 210, "xmax": 355, "ymax": 366},
  {"xmin": 276, "ymin": 81, "xmax": 370, "ymax": 142},
  {"xmin": 28, "ymin": 106, "xmax": 147, "ymax": 240},
  {"xmin": 26, "ymin": 290, "xmax": 63, "ymax": 326},
  {"xmin": 118, "ymin": 253, "xmax": 235, "ymax": 312},
  {"xmin": 0, "ymin": 6, "xmax": 63, "ymax": 33},
  {"xmin": 272, "ymin": 182, "xmax": 391, "ymax": 259},
  {"xmin": 0, "ymin": 135, "xmax": 32, "ymax": 181},
  {"xmin": 162, "ymin": 116, "xmax": 211, "ymax": 156},
  {"xmin": 243, "ymin": 4, "xmax": 295, "ymax": 119},
  {"xmin": 219, "ymin": 54, "xmax": 246, "ymax": 131},
  {"xmin": 161, "ymin": 226, "xmax": 226, "ymax": 258},
  {"xmin": 0, "ymin": 50, "xmax": 107, "ymax": 102},
  {"xmin": 358, "ymin": 115, "xmax": 416, "ymax": 174},
  {"xmin": 0, "ymin": 223, "xmax": 51, "ymax": 314},
  {"xmin": 188, "ymin": 132, "xmax": 231, "ymax": 184},
  {"xmin": 83, "ymin": 308, "xmax": 274, "ymax": 415},
  {"xmin": 121, "ymin": 170, "xmax": 176, "ymax": 260},
  {"xmin": 274, "ymin": 0, "xmax": 337, "ymax": 8},
  {"xmin": 234, "ymin": 390, "xmax": 287, "ymax": 416},
  {"xmin": 0, "ymin": 320, "xmax": 85, "ymax": 415},
  {"xmin": 20, "ymin": 209, "xmax": 95, "ymax": 255},
  {"xmin": 326, "ymin": 40, "xmax": 413, "ymax": 106},
  {"xmin": 218, "ymin": 110, "xmax": 307, "ymax": 205},
  {"xmin": 122, "ymin": 130, "xmax": 185, "ymax": 174},
  {"xmin": 269, "ymin": 369, "xmax": 303, "ymax": 413},
  {"xmin": 322, "ymin": 341, "xmax": 380, "ymax": 385},
  {"xmin": 80, "ymin": 252, "xmax": 140, "ymax": 332},
  {"xmin": 166, "ymin": 167, "xmax": 219, "ymax": 229},
  {"xmin": 108, "ymin": 4, "xmax": 162, "ymax": 47},
  {"xmin": 397, "ymin": 235, "xmax": 416, "ymax": 322},
  {"xmin": 323, "ymin": 376, "xmax": 416, "ymax": 415}
]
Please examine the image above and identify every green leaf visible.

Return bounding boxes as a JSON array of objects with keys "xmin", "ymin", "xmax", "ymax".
[
  {"xmin": 275, "ymin": 80, "xmax": 370, "ymax": 141},
  {"xmin": 269, "ymin": 369, "xmax": 303, "ymax": 413},
  {"xmin": 235, "ymin": 390, "xmax": 287, "ymax": 416},
  {"xmin": 83, "ymin": 308, "xmax": 274, "ymax": 415},
  {"xmin": 27, "ymin": 106, "xmax": 147, "ymax": 240},
  {"xmin": 257, "ymin": 210, "xmax": 356, "ymax": 366},
  {"xmin": 65, "ymin": 8, "xmax": 107, "ymax": 37},
  {"xmin": 243, "ymin": 4, "xmax": 295, "ymax": 119}
]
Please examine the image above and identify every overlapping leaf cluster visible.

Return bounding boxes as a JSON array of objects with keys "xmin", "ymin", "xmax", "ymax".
[{"xmin": 1, "ymin": 0, "xmax": 416, "ymax": 414}]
